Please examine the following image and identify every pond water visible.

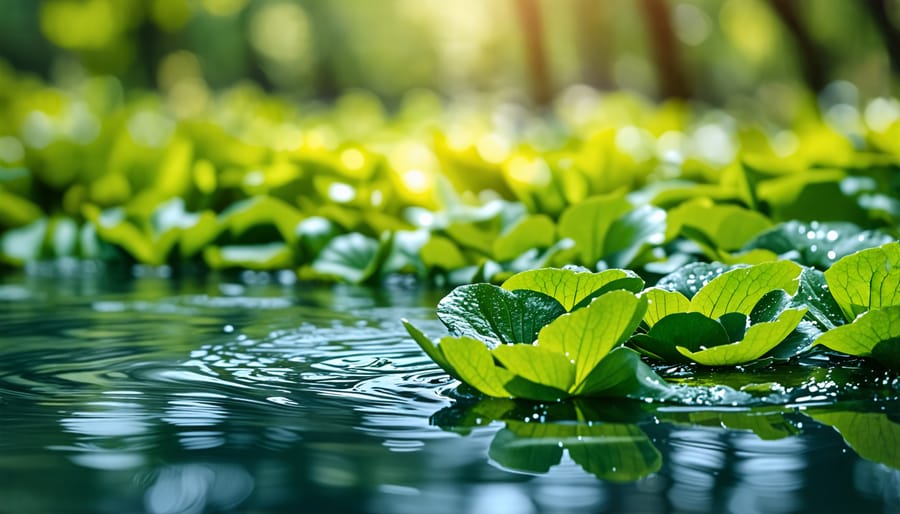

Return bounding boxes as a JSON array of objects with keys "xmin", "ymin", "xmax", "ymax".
[{"xmin": 1, "ymin": 265, "xmax": 898, "ymax": 514}]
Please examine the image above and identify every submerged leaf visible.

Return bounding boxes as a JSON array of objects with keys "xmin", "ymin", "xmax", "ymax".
[{"xmin": 809, "ymin": 411, "xmax": 900, "ymax": 470}]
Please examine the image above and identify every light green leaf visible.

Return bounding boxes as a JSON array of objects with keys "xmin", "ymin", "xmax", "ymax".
[
  {"xmin": 633, "ymin": 312, "xmax": 731, "ymax": 363},
  {"xmin": 439, "ymin": 337, "xmax": 515, "ymax": 398},
  {"xmin": 690, "ymin": 260, "xmax": 803, "ymax": 318},
  {"xmin": 676, "ymin": 308, "xmax": 807, "ymax": 366},
  {"xmin": 602, "ymin": 204, "xmax": 667, "ymax": 268},
  {"xmin": 793, "ymin": 268, "xmax": 845, "ymax": 331},
  {"xmin": 814, "ymin": 306, "xmax": 900, "ymax": 359},
  {"xmin": 502, "ymin": 267, "xmax": 643, "ymax": 311},
  {"xmin": 217, "ymin": 196, "xmax": 304, "ymax": 243},
  {"xmin": 312, "ymin": 232, "xmax": 392, "ymax": 284},
  {"xmin": 493, "ymin": 214, "xmax": 556, "ymax": 261},
  {"xmin": 558, "ymin": 193, "xmax": 632, "ymax": 266},
  {"xmin": 825, "ymin": 242, "xmax": 900, "ymax": 321},
  {"xmin": 203, "ymin": 242, "xmax": 294, "ymax": 270},
  {"xmin": 642, "ymin": 288, "xmax": 691, "ymax": 327},
  {"xmin": 493, "ymin": 344, "xmax": 575, "ymax": 392},
  {"xmin": 437, "ymin": 283, "xmax": 566, "ymax": 348},
  {"xmin": 536, "ymin": 290, "xmax": 647, "ymax": 385},
  {"xmin": 420, "ymin": 235, "xmax": 468, "ymax": 271},
  {"xmin": 667, "ymin": 199, "xmax": 772, "ymax": 251},
  {"xmin": 574, "ymin": 347, "xmax": 673, "ymax": 399}
]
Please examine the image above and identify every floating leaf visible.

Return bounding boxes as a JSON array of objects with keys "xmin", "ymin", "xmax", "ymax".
[
  {"xmin": 312, "ymin": 232, "xmax": 392, "ymax": 284},
  {"xmin": 536, "ymin": 290, "xmax": 647, "ymax": 385},
  {"xmin": 690, "ymin": 260, "xmax": 802, "ymax": 318},
  {"xmin": 825, "ymin": 242, "xmax": 900, "ymax": 321},
  {"xmin": 814, "ymin": 306, "xmax": 900, "ymax": 368},
  {"xmin": 436, "ymin": 284, "xmax": 566, "ymax": 348},
  {"xmin": 666, "ymin": 199, "xmax": 772, "ymax": 251},
  {"xmin": 742, "ymin": 220, "xmax": 894, "ymax": 269},
  {"xmin": 558, "ymin": 193, "xmax": 632, "ymax": 267},
  {"xmin": 501, "ymin": 267, "xmax": 643, "ymax": 311},
  {"xmin": 493, "ymin": 214, "xmax": 556, "ymax": 262},
  {"xmin": 676, "ymin": 308, "xmax": 807, "ymax": 366},
  {"xmin": 642, "ymin": 288, "xmax": 692, "ymax": 327},
  {"xmin": 654, "ymin": 262, "xmax": 728, "ymax": 299}
]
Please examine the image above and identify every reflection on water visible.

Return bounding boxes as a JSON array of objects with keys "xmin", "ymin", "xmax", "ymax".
[{"xmin": 0, "ymin": 268, "xmax": 899, "ymax": 513}]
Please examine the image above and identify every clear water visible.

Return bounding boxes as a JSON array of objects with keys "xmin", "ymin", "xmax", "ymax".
[{"xmin": 1, "ymin": 266, "xmax": 898, "ymax": 514}]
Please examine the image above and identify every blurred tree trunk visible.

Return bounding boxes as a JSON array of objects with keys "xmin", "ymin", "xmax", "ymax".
[
  {"xmin": 638, "ymin": 0, "xmax": 691, "ymax": 99},
  {"xmin": 768, "ymin": 0, "xmax": 829, "ymax": 91},
  {"xmin": 574, "ymin": 0, "xmax": 613, "ymax": 89},
  {"xmin": 862, "ymin": 0, "xmax": 900, "ymax": 76},
  {"xmin": 514, "ymin": 0, "xmax": 553, "ymax": 106}
]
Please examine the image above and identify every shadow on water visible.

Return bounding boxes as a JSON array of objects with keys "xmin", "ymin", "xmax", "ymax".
[{"xmin": 0, "ymin": 266, "xmax": 899, "ymax": 513}]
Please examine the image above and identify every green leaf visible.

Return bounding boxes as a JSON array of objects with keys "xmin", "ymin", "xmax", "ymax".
[
  {"xmin": 492, "ymin": 344, "xmax": 576, "ymax": 392},
  {"xmin": 642, "ymin": 288, "xmax": 692, "ymax": 327},
  {"xmin": 814, "ymin": 307, "xmax": 900, "ymax": 365},
  {"xmin": 792, "ymin": 268, "xmax": 845, "ymax": 331},
  {"xmin": 502, "ymin": 267, "xmax": 643, "ymax": 311},
  {"xmin": 667, "ymin": 199, "xmax": 772, "ymax": 251},
  {"xmin": 574, "ymin": 347, "xmax": 673, "ymax": 400},
  {"xmin": 808, "ymin": 411, "xmax": 900, "ymax": 469},
  {"xmin": 558, "ymin": 193, "xmax": 632, "ymax": 266},
  {"xmin": 437, "ymin": 284, "xmax": 566, "ymax": 348},
  {"xmin": 676, "ymin": 308, "xmax": 807, "ymax": 366},
  {"xmin": 217, "ymin": 196, "xmax": 304, "ymax": 243},
  {"xmin": 825, "ymin": 242, "xmax": 900, "ymax": 321},
  {"xmin": 718, "ymin": 312, "xmax": 749, "ymax": 343},
  {"xmin": 536, "ymin": 290, "xmax": 647, "ymax": 385},
  {"xmin": 203, "ymin": 242, "xmax": 294, "ymax": 270},
  {"xmin": 749, "ymin": 290, "xmax": 793, "ymax": 324},
  {"xmin": 439, "ymin": 337, "xmax": 515, "ymax": 398},
  {"xmin": 634, "ymin": 312, "xmax": 732, "ymax": 363},
  {"xmin": 602, "ymin": 204, "xmax": 666, "ymax": 268},
  {"xmin": 493, "ymin": 214, "xmax": 556, "ymax": 262},
  {"xmin": 420, "ymin": 235, "xmax": 468, "ymax": 271},
  {"xmin": 312, "ymin": 232, "xmax": 392, "ymax": 284},
  {"xmin": 742, "ymin": 220, "xmax": 894, "ymax": 269},
  {"xmin": 655, "ymin": 262, "xmax": 729, "ymax": 299},
  {"xmin": 690, "ymin": 260, "xmax": 803, "ymax": 318}
]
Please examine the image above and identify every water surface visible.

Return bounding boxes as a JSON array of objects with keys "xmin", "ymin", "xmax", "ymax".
[{"xmin": 1, "ymin": 265, "xmax": 898, "ymax": 514}]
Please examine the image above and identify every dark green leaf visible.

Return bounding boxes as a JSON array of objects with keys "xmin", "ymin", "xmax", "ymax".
[
  {"xmin": 742, "ymin": 220, "xmax": 894, "ymax": 269},
  {"xmin": 437, "ymin": 284, "xmax": 566, "ymax": 348},
  {"xmin": 655, "ymin": 262, "xmax": 729, "ymax": 299}
]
